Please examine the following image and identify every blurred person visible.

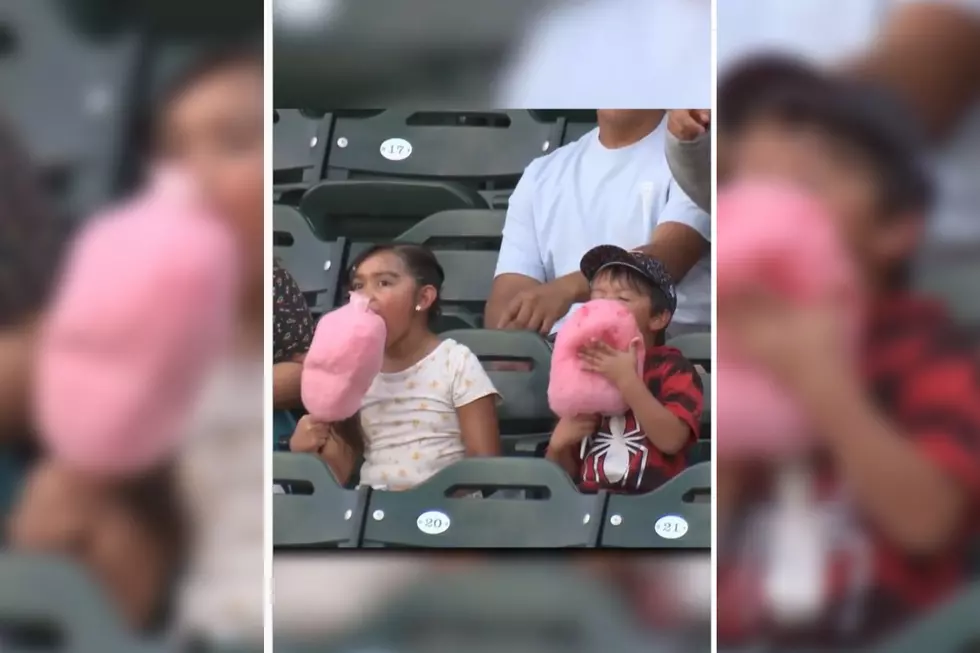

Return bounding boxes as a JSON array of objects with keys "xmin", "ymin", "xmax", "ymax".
[
  {"xmin": 292, "ymin": 244, "xmax": 501, "ymax": 490},
  {"xmin": 497, "ymin": 0, "xmax": 710, "ymax": 108},
  {"xmin": 485, "ymin": 109, "xmax": 710, "ymax": 337},
  {"xmin": 666, "ymin": 110, "xmax": 711, "ymax": 212},
  {"xmin": 546, "ymin": 247, "xmax": 702, "ymax": 493},
  {"xmin": 716, "ymin": 63, "xmax": 980, "ymax": 647},
  {"xmin": 9, "ymin": 46, "xmax": 266, "ymax": 642},
  {"xmin": 0, "ymin": 123, "xmax": 69, "ymax": 522},
  {"xmin": 718, "ymin": 0, "xmax": 980, "ymax": 245},
  {"xmin": 273, "ymin": 259, "xmax": 315, "ymax": 410}
]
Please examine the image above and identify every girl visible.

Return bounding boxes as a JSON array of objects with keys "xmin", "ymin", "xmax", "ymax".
[
  {"xmin": 291, "ymin": 244, "xmax": 501, "ymax": 490},
  {"xmin": 9, "ymin": 45, "xmax": 265, "ymax": 643}
]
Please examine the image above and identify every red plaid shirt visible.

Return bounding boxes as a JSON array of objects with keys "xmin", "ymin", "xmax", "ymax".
[
  {"xmin": 718, "ymin": 295, "xmax": 980, "ymax": 648},
  {"xmin": 574, "ymin": 346, "xmax": 703, "ymax": 494}
]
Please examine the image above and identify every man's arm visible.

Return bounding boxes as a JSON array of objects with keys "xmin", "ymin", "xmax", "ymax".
[
  {"xmin": 485, "ymin": 166, "xmax": 548, "ymax": 327},
  {"xmin": 846, "ymin": 0, "xmax": 980, "ymax": 140},
  {"xmin": 635, "ymin": 180, "xmax": 711, "ymax": 283}
]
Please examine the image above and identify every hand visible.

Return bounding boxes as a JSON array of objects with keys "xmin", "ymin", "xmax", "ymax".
[
  {"xmin": 578, "ymin": 339, "xmax": 641, "ymax": 390},
  {"xmin": 667, "ymin": 110, "xmax": 711, "ymax": 141},
  {"xmin": 719, "ymin": 287, "xmax": 855, "ymax": 392},
  {"xmin": 498, "ymin": 279, "xmax": 578, "ymax": 334},
  {"xmin": 289, "ymin": 415, "xmax": 334, "ymax": 454},
  {"xmin": 550, "ymin": 414, "xmax": 600, "ymax": 450}
]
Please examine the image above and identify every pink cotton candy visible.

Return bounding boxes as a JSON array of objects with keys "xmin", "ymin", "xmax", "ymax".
[
  {"xmin": 302, "ymin": 292, "xmax": 387, "ymax": 422},
  {"xmin": 716, "ymin": 180, "xmax": 861, "ymax": 459},
  {"xmin": 34, "ymin": 169, "xmax": 241, "ymax": 476},
  {"xmin": 548, "ymin": 299, "xmax": 645, "ymax": 418}
]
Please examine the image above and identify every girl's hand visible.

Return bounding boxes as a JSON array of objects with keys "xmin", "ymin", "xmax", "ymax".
[
  {"xmin": 289, "ymin": 415, "xmax": 333, "ymax": 454},
  {"xmin": 578, "ymin": 339, "xmax": 641, "ymax": 390}
]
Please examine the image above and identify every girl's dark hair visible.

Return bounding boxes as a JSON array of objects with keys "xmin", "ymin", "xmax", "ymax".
[{"xmin": 347, "ymin": 244, "xmax": 445, "ymax": 326}]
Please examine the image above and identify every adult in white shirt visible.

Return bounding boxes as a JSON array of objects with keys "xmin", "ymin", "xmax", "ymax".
[
  {"xmin": 718, "ymin": 0, "xmax": 980, "ymax": 246},
  {"xmin": 497, "ymin": 0, "xmax": 711, "ymax": 108},
  {"xmin": 485, "ymin": 110, "xmax": 711, "ymax": 336}
]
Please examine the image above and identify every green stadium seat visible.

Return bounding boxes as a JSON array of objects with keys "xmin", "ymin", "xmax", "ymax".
[
  {"xmin": 273, "ymin": 109, "xmax": 332, "ymax": 188},
  {"xmin": 273, "ymin": 452, "xmax": 368, "ymax": 549},
  {"xmin": 273, "ymin": 204, "xmax": 345, "ymax": 313},
  {"xmin": 599, "ymin": 462, "xmax": 711, "ymax": 549},
  {"xmin": 869, "ymin": 581, "xmax": 980, "ymax": 653},
  {"xmin": 397, "ymin": 209, "xmax": 505, "ymax": 330},
  {"xmin": 300, "ymin": 111, "xmax": 560, "ymax": 240},
  {"xmin": 699, "ymin": 370, "xmax": 711, "ymax": 432},
  {"xmin": 667, "ymin": 331, "xmax": 711, "ymax": 369},
  {"xmin": 441, "ymin": 329, "xmax": 555, "ymax": 456},
  {"xmin": 914, "ymin": 250, "xmax": 980, "ymax": 328},
  {"xmin": 360, "ymin": 457, "xmax": 605, "ymax": 548},
  {"xmin": 0, "ymin": 553, "xmax": 168, "ymax": 652}
]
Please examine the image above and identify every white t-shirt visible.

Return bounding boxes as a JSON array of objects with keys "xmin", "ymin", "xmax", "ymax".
[
  {"xmin": 176, "ymin": 353, "xmax": 264, "ymax": 644},
  {"xmin": 497, "ymin": 0, "xmax": 711, "ymax": 108},
  {"xmin": 494, "ymin": 122, "xmax": 712, "ymax": 330},
  {"xmin": 358, "ymin": 339, "xmax": 499, "ymax": 490},
  {"xmin": 717, "ymin": 0, "xmax": 980, "ymax": 246}
]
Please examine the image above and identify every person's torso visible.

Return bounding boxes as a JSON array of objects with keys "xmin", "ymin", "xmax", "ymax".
[
  {"xmin": 177, "ymin": 352, "xmax": 265, "ymax": 643},
  {"xmin": 577, "ymin": 347, "xmax": 695, "ymax": 494},
  {"xmin": 717, "ymin": 0, "xmax": 980, "ymax": 247},
  {"xmin": 530, "ymin": 126, "xmax": 710, "ymax": 329},
  {"xmin": 718, "ymin": 296, "xmax": 979, "ymax": 647},
  {"xmin": 358, "ymin": 339, "xmax": 469, "ymax": 489}
]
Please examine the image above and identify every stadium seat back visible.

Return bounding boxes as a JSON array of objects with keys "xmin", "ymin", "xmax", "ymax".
[
  {"xmin": 667, "ymin": 331, "xmax": 711, "ymax": 370},
  {"xmin": 273, "ymin": 109, "xmax": 332, "ymax": 186},
  {"xmin": 868, "ymin": 581, "xmax": 980, "ymax": 653},
  {"xmin": 273, "ymin": 452, "xmax": 368, "ymax": 548},
  {"xmin": 300, "ymin": 178, "xmax": 488, "ymax": 242},
  {"xmin": 699, "ymin": 370, "xmax": 711, "ymax": 430},
  {"xmin": 361, "ymin": 457, "xmax": 605, "ymax": 548},
  {"xmin": 398, "ymin": 209, "xmax": 506, "ymax": 330},
  {"xmin": 327, "ymin": 110, "xmax": 560, "ymax": 182},
  {"xmin": 914, "ymin": 249, "xmax": 980, "ymax": 328},
  {"xmin": 0, "ymin": 553, "xmax": 167, "ymax": 652},
  {"xmin": 0, "ymin": 1, "xmax": 142, "ymax": 217},
  {"xmin": 599, "ymin": 462, "xmax": 711, "ymax": 548},
  {"xmin": 441, "ymin": 329, "xmax": 555, "ymax": 453},
  {"xmin": 273, "ymin": 204, "xmax": 345, "ymax": 313}
]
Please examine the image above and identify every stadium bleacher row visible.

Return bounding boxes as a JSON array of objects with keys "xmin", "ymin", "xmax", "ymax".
[{"xmin": 274, "ymin": 452, "xmax": 710, "ymax": 549}]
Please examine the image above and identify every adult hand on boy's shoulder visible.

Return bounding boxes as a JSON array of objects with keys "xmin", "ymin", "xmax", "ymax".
[
  {"xmin": 289, "ymin": 415, "xmax": 333, "ymax": 454},
  {"xmin": 550, "ymin": 414, "xmax": 599, "ymax": 450},
  {"xmin": 578, "ymin": 339, "xmax": 642, "ymax": 390}
]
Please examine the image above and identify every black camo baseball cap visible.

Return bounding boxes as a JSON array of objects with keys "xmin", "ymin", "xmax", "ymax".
[{"xmin": 580, "ymin": 245, "xmax": 677, "ymax": 313}]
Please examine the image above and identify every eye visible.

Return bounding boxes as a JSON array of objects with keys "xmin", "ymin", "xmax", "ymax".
[
  {"xmin": 350, "ymin": 281, "xmax": 363, "ymax": 291},
  {"xmin": 378, "ymin": 279, "xmax": 392, "ymax": 287}
]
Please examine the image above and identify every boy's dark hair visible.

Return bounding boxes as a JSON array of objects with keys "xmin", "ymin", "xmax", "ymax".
[
  {"xmin": 347, "ymin": 243, "xmax": 445, "ymax": 326},
  {"xmin": 594, "ymin": 265, "xmax": 673, "ymax": 316},
  {"xmin": 720, "ymin": 55, "xmax": 934, "ymax": 217}
]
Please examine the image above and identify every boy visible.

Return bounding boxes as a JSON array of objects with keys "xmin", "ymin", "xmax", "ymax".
[
  {"xmin": 546, "ymin": 246, "xmax": 704, "ymax": 494},
  {"xmin": 716, "ymin": 57, "xmax": 980, "ymax": 647}
]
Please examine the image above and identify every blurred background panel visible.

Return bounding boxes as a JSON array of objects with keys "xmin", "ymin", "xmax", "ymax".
[{"xmin": 0, "ymin": 1, "xmax": 264, "ymax": 652}]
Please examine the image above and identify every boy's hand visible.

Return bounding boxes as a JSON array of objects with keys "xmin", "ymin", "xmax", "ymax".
[
  {"xmin": 578, "ymin": 339, "xmax": 641, "ymax": 390},
  {"xmin": 290, "ymin": 415, "xmax": 333, "ymax": 454},
  {"xmin": 550, "ymin": 414, "xmax": 600, "ymax": 450}
]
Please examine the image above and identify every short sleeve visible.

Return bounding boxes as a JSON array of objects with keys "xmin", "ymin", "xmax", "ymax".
[
  {"xmin": 900, "ymin": 352, "xmax": 980, "ymax": 500},
  {"xmin": 273, "ymin": 261, "xmax": 315, "ymax": 364},
  {"xmin": 650, "ymin": 352, "xmax": 704, "ymax": 441},
  {"xmin": 450, "ymin": 343, "xmax": 500, "ymax": 408},
  {"xmin": 494, "ymin": 162, "xmax": 547, "ymax": 281},
  {"xmin": 657, "ymin": 178, "xmax": 711, "ymax": 242}
]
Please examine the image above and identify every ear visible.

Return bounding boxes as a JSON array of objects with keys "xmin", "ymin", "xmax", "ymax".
[
  {"xmin": 416, "ymin": 285, "xmax": 438, "ymax": 312},
  {"xmin": 647, "ymin": 308, "xmax": 671, "ymax": 333},
  {"xmin": 877, "ymin": 212, "xmax": 924, "ymax": 267}
]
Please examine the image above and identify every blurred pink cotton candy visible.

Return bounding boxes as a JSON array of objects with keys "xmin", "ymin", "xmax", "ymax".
[
  {"xmin": 548, "ymin": 299, "xmax": 644, "ymax": 418},
  {"xmin": 302, "ymin": 292, "xmax": 387, "ymax": 422},
  {"xmin": 716, "ymin": 180, "xmax": 861, "ymax": 459},
  {"xmin": 34, "ymin": 169, "xmax": 241, "ymax": 476}
]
